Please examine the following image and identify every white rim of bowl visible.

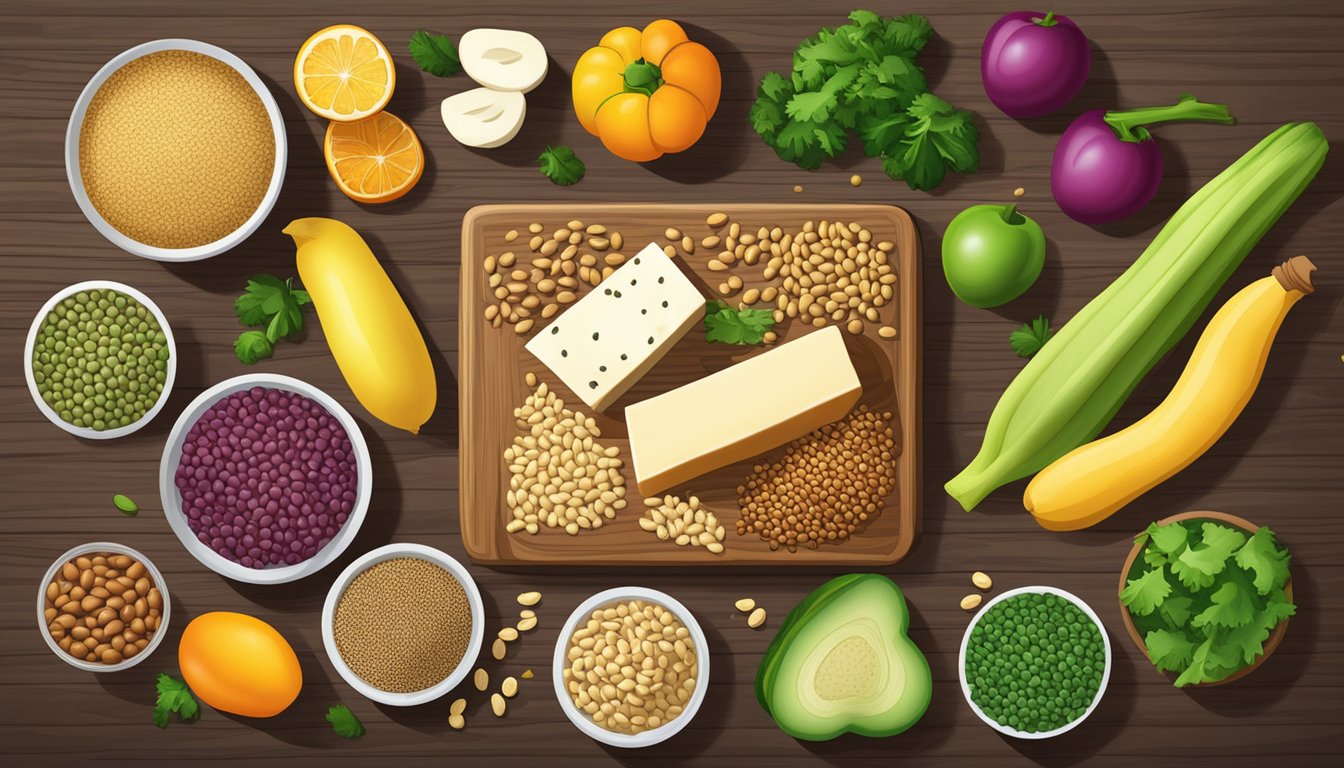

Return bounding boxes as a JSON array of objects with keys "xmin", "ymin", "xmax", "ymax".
[
  {"xmin": 321, "ymin": 544, "xmax": 486, "ymax": 706},
  {"xmin": 958, "ymin": 585, "xmax": 1112, "ymax": 740},
  {"xmin": 37, "ymin": 542, "xmax": 171, "ymax": 672},
  {"xmin": 158, "ymin": 373, "xmax": 372, "ymax": 584},
  {"xmin": 64, "ymin": 39, "xmax": 288, "ymax": 262},
  {"xmin": 24, "ymin": 280, "xmax": 177, "ymax": 440},
  {"xmin": 553, "ymin": 587, "xmax": 710, "ymax": 748}
]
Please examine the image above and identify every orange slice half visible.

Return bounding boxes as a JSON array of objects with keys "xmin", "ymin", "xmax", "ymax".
[
  {"xmin": 294, "ymin": 24, "xmax": 395, "ymax": 122},
  {"xmin": 323, "ymin": 111, "xmax": 424, "ymax": 204}
]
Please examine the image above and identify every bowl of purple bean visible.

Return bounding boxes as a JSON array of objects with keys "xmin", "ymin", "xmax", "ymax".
[{"xmin": 159, "ymin": 373, "xmax": 371, "ymax": 584}]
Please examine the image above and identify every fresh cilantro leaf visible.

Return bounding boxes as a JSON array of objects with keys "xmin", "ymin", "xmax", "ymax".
[
  {"xmin": 266, "ymin": 300, "xmax": 305, "ymax": 342},
  {"xmin": 1233, "ymin": 527, "xmax": 1291, "ymax": 595},
  {"xmin": 882, "ymin": 93, "xmax": 980, "ymax": 191},
  {"xmin": 876, "ymin": 13, "xmax": 935, "ymax": 58},
  {"xmin": 1256, "ymin": 586, "xmax": 1297, "ymax": 631},
  {"xmin": 408, "ymin": 31, "xmax": 461, "ymax": 77},
  {"xmin": 290, "ymin": 289, "xmax": 312, "ymax": 306},
  {"xmin": 1177, "ymin": 523, "xmax": 1247, "ymax": 580},
  {"xmin": 786, "ymin": 65, "xmax": 858, "ymax": 123},
  {"xmin": 1144, "ymin": 629, "xmax": 1196, "ymax": 673},
  {"xmin": 1156, "ymin": 595, "xmax": 1194, "ymax": 627},
  {"xmin": 850, "ymin": 56, "xmax": 926, "ymax": 107},
  {"xmin": 1009, "ymin": 315, "xmax": 1053, "ymax": 358},
  {"xmin": 1146, "ymin": 520, "xmax": 1190, "ymax": 556},
  {"xmin": 235, "ymin": 331, "xmax": 274, "ymax": 365},
  {"xmin": 153, "ymin": 672, "xmax": 200, "ymax": 728},
  {"xmin": 1221, "ymin": 619, "xmax": 1271, "ymax": 666},
  {"xmin": 326, "ymin": 704, "xmax": 365, "ymax": 738},
  {"xmin": 1120, "ymin": 566, "xmax": 1171, "ymax": 616},
  {"xmin": 235, "ymin": 274, "xmax": 285, "ymax": 326},
  {"xmin": 1174, "ymin": 631, "xmax": 1242, "ymax": 687},
  {"xmin": 857, "ymin": 109, "xmax": 912, "ymax": 157},
  {"xmin": 704, "ymin": 301, "xmax": 776, "ymax": 345},
  {"xmin": 1191, "ymin": 580, "xmax": 1256, "ymax": 630},
  {"xmin": 538, "ymin": 145, "xmax": 585, "ymax": 186}
]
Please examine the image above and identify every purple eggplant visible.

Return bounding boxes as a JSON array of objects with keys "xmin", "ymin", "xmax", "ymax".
[
  {"xmin": 1051, "ymin": 94, "xmax": 1235, "ymax": 224},
  {"xmin": 981, "ymin": 11, "xmax": 1090, "ymax": 119}
]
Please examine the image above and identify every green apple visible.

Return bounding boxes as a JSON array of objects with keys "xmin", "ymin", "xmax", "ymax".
[{"xmin": 941, "ymin": 204, "xmax": 1046, "ymax": 308}]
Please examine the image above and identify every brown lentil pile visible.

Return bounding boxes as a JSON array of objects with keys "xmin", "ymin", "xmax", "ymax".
[
  {"xmin": 44, "ymin": 551, "xmax": 163, "ymax": 665},
  {"xmin": 333, "ymin": 557, "xmax": 472, "ymax": 693},
  {"xmin": 504, "ymin": 383, "xmax": 627, "ymax": 535},
  {"xmin": 736, "ymin": 405, "xmax": 897, "ymax": 551},
  {"xmin": 79, "ymin": 50, "xmax": 275, "ymax": 248},
  {"xmin": 484, "ymin": 220, "xmax": 628, "ymax": 335},
  {"xmin": 563, "ymin": 599, "xmax": 698, "ymax": 735},
  {"xmin": 639, "ymin": 494, "xmax": 726, "ymax": 554}
]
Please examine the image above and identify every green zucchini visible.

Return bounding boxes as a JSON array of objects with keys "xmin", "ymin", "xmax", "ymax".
[{"xmin": 946, "ymin": 122, "xmax": 1327, "ymax": 511}]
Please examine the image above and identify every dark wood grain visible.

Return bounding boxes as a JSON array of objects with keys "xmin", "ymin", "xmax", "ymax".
[
  {"xmin": 2, "ymin": 0, "xmax": 1342, "ymax": 766},
  {"xmin": 459, "ymin": 203, "xmax": 920, "ymax": 566}
]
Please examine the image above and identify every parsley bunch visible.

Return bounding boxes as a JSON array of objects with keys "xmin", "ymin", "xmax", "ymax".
[
  {"xmin": 1122, "ymin": 519, "xmax": 1295, "ymax": 687},
  {"xmin": 233, "ymin": 275, "xmax": 311, "ymax": 364},
  {"xmin": 704, "ymin": 301, "xmax": 775, "ymax": 345},
  {"xmin": 153, "ymin": 672, "xmax": 199, "ymax": 728},
  {"xmin": 749, "ymin": 10, "xmax": 979, "ymax": 190}
]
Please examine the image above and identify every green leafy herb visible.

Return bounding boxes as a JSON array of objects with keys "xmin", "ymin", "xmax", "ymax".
[
  {"xmin": 538, "ymin": 145, "xmax": 585, "ymax": 186},
  {"xmin": 326, "ymin": 704, "xmax": 365, "ymax": 738},
  {"xmin": 235, "ymin": 331, "xmax": 274, "ymax": 365},
  {"xmin": 749, "ymin": 10, "xmax": 978, "ymax": 190},
  {"xmin": 1122, "ymin": 519, "xmax": 1295, "ymax": 686},
  {"xmin": 112, "ymin": 494, "xmax": 139, "ymax": 515},
  {"xmin": 153, "ymin": 673, "xmax": 200, "ymax": 728},
  {"xmin": 704, "ymin": 300, "xmax": 776, "ymax": 345},
  {"xmin": 233, "ymin": 275, "xmax": 309, "ymax": 364},
  {"xmin": 408, "ymin": 31, "xmax": 461, "ymax": 77},
  {"xmin": 1009, "ymin": 315, "xmax": 1053, "ymax": 358}
]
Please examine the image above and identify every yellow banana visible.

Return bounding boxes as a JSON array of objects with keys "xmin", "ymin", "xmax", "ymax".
[
  {"xmin": 1024, "ymin": 256, "xmax": 1315, "ymax": 531},
  {"xmin": 285, "ymin": 217, "xmax": 435, "ymax": 434}
]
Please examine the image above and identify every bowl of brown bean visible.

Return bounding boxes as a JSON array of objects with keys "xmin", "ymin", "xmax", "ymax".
[
  {"xmin": 553, "ymin": 587, "xmax": 709, "ymax": 748},
  {"xmin": 38, "ymin": 543, "xmax": 169, "ymax": 672},
  {"xmin": 321, "ymin": 543, "xmax": 484, "ymax": 706}
]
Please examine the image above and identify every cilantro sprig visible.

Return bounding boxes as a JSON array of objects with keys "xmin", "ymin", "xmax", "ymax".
[
  {"xmin": 748, "ymin": 10, "xmax": 978, "ymax": 190},
  {"xmin": 538, "ymin": 145, "xmax": 585, "ymax": 186},
  {"xmin": 153, "ymin": 672, "xmax": 200, "ymax": 728},
  {"xmin": 1122, "ymin": 520, "xmax": 1295, "ymax": 687},
  {"xmin": 408, "ymin": 31, "xmax": 461, "ymax": 77},
  {"xmin": 233, "ymin": 275, "xmax": 311, "ymax": 364},
  {"xmin": 326, "ymin": 704, "xmax": 365, "ymax": 738},
  {"xmin": 704, "ymin": 301, "xmax": 775, "ymax": 345},
  {"xmin": 1009, "ymin": 315, "xmax": 1053, "ymax": 358}
]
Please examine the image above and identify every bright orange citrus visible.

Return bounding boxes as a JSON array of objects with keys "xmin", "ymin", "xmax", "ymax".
[
  {"xmin": 323, "ymin": 111, "xmax": 424, "ymax": 204},
  {"xmin": 294, "ymin": 24, "xmax": 394, "ymax": 122}
]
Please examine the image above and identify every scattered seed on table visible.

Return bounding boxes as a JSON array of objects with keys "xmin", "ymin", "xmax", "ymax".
[
  {"xmin": 734, "ymin": 598, "xmax": 756, "ymax": 613},
  {"xmin": 502, "ymin": 676, "xmax": 518, "ymax": 698},
  {"xmin": 505, "ymin": 229, "xmax": 518, "ymax": 242},
  {"xmin": 449, "ymin": 713, "xmax": 465, "ymax": 730},
  {"xmin": 112, "ymin": 494, "xmax": 138, "ymax": 515},
  {"xmin": 961, "ymin": 594, "xmax": 983, "ymax": 611},
  {"xmin": 793, "ymin": 184, "xmax": 804, "ymax": 193},
  {"xmin": 972, "ymin": 571, "xmax": 993, "ymax": 590},
  {"xmin": 517, "ymin": 615, "xmax": 537, "ymax": 632},
  {"xmin": 1013, "ymin": 187, "xmax": 1026, "ymax": 197},
  {"xmin": 492, "ymin": 638, "xmax": 507, "ymax": 660},
  {"xmin": 521, "ymin": 668, "xmax": 534, "ymax": 679},
  {"xmin": 498, "ymin": 626, "xmax": 519, "ymax": 642},
  {"xmin": 524, "ymin": 371, "xmax": 537, "ymax": 387},
  {"xmin": 707, "ymin": 212, "xmax": 728, "ymax": 227},
  {"xmin": 474, "ymin": 667, "xmax": 488, "ymax": 691},
  {"xmin": 748, "ymin": 607, "xmax": 767, "ymax": 628},
  {"xmin": 665, "ymin": 227, "xmax": 681, "ymax": 241},
  {"xmin": 850, "ymin": 174, "xmax": 863, "ymax": 187},
  {"xmin": 517, "ymin": 591, "xmax": 541, "ymax": 606},
  {"xmin": 451, "ymin": 697, "xmax": 467, "ymax": 716},
  {"xmin": 878, "ymin": 326, "xmax": 898, "ymax": 339},
  {"xmin": 491, "ymin": 693, "xmax": 506, "ymax": 717}
]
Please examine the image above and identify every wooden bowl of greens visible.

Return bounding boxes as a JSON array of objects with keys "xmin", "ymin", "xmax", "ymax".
[{"xmin": 1118, "ymin": 510, "xmax": 1294, "ymax": 688}]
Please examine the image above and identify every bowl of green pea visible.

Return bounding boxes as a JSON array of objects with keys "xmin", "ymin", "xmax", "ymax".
[
  {"xmin": 25, "ymin": 280, "xmax": 176, "ymax": 439},
  {"xmin": 958, "ymin": 586, "xmax": 1111, "ymax": 739}
]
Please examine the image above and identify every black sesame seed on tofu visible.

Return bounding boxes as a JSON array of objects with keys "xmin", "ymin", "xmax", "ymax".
[
  {"xmin": 614, "ymin": 291, "xmax": 622, "ymax": 298},
  {"xmin": 604, "ymin": 288, "xmax": 612, "ymax": 295},
  {"xmin": 630, "ymin": 279, "xmax": 637, "ymax": 286},
  {"xmin": 551, "ymin": 326, "xmax": 560, "ymax": 334},
  {"xmin": 589, "ymin": 381, "xmax": 598, "ymax": 389},
  {"xmin": 599, "ymin": 365, "xmax": 607, "ymax": 372},
  {"xmin": 592, "ymin": 332, "xmax": 600, "ymax": 340},
  {"xmin": 657, "ymin": 277, "xmax": 664, "ymax": 284},
  {"xmin": 634, "ymin": 258, "xmax": 641, "ymax": 264},
  {"xmin": 561, "ymin": 349, "xmax": 568, "ymax": 357},
  {"xmin": 620, "ymin": 354, "xmax": 628, "ymax": 360},
  {"xmin": 661, "ymin": 301, "xmax": 668, "ymax": 308},
  {"xmin": 647, "ymin": 337, "xmax": 654, "ymax": 344},
  {"xmin": 641, "ymin": 309, "xmax": 647, "ymax": 315}
]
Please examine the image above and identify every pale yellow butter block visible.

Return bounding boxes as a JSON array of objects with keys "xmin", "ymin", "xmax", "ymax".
[{"xmin": 626, "ymin": 326, "xmax": 862, "ymax": 495}]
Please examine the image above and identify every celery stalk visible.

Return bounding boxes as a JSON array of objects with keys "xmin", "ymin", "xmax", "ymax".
[{"xmin": 946, "ymin": 122, "xmax": 1327, "ymax": 511}]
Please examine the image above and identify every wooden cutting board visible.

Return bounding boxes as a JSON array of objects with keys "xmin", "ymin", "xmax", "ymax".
[{"xmin": 459, "ymin": 204, "xmax": 920, "ymax": 566}]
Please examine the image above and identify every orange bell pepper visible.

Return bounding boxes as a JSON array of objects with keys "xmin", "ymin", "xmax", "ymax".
[{"xmin": 573, "ymin": 20, "xmax": 721, "ymax": 162}]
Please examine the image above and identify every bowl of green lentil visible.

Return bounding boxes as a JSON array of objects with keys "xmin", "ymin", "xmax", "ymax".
[
  {"xmin": 958, "ymin": 586, "xmax": 1111, "ymax": 739},
  {"xmin": 25, "ymin": 281, "xmax": 175, "ymax": 439}
]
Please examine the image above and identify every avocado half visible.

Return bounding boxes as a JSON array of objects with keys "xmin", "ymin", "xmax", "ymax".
[{"xmin": 756, "ymin": 574, "xmax": 931, "ymax": 740}]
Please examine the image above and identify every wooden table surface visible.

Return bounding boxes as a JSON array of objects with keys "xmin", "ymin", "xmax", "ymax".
[{"xmin": 2, "ymin": 1, "xmax": 1341, "ymax": 765}]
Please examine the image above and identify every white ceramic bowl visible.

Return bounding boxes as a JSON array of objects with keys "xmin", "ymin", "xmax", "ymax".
[
  {"xmin": 553, "ymin": 587, "xmax": 710, "ymax": 748},
  {"xmin": 25, "ymin": 280, "xmax": 177, "ymax": 439},
  {"xmin": 958, "ymin": 585, "xmax": 1112, "ymax": 740},
  {"xmin": 321, "ymin": 544, "xmax": 485, "ymax": 706},
  {"xmin": 159, "ymin": 373, "xmax": 371, "ymax": 584},
  {"xmin": 65, "ymin": 39, "xmax": 287, "ymax": 261},
  {"xmin": 37, "ymin": 542, "xmax": 171, "ymax": 672}
]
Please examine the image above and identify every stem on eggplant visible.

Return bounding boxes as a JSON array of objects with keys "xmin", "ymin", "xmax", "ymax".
[
  {"xmin": 1034, "ymin": 11, "xmax": 1058, "ymax": 27},
  {"xmin": 1103, "ymin": 94, "xmax": 1235, "ymax": 143}
]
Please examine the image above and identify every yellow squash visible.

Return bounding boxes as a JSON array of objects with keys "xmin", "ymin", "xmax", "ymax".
[
  {"xmin": 178, "ymin": 612, "xmax": 302, "ymax": 718},
  {"xmin": 285, "ymin": 217, "xmax": 435, "ymax": 433},
  {"xmin": 1024, "ymin": 256, "xmax": 1316, "ymax": 531}
]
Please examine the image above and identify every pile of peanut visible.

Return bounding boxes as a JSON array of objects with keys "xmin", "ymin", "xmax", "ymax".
[{"xmin": 44, "ymin": 551, "xmax": 164, "ymax": 665}]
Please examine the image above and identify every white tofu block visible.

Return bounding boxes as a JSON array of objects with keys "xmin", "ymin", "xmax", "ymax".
[
  {"xmin": 525, "ymin": 243, "xmax": 704, "ymax": 412},
  {"xmin": 625, "ymin": 326, "xmax": 862, "ymax": 495}
]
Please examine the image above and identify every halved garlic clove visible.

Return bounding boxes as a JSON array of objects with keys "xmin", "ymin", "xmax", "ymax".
[
  {"xmin": 440, "ymin": 87, "xmax": 527, "ymax": 148},
  {"xmin": 459, "ymin": 28, "xmax": 548, "ymax": 93}
]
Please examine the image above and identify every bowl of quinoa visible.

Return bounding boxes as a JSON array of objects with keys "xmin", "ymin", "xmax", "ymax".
[
  {"xmin": 321, "ymin": 544, "xmax": 485, "ymax": 706},
  {"xmin": 65, "ymin": 39, "xmax": 286, "ymax": 261},
  {"xmin": 159, "ymin": 373, "xmax": 370, "ymax": 584}
]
